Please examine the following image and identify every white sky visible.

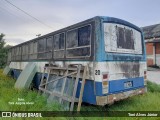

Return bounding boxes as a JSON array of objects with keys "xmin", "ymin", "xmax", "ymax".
[{"xmin": 0, "ymin": 0, "xmax": 160, "ymax": 46}]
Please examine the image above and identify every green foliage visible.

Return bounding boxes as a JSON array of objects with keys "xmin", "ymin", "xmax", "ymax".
[
  {"xmin": 0, "ymin": 69, "xmax": 62, "ymax": 112},
  {"xmin": 0, "ymin": 33, "xmax": 8, "ymax": 68},
  {"xmin": 147, "ymin": 81, "xmax": 160, "ymax": 93}
]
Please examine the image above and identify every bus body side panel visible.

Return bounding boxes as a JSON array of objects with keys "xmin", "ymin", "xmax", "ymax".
[{"xmin": 9, "ymin": 61, "xmax": 98, "ymax": 105}]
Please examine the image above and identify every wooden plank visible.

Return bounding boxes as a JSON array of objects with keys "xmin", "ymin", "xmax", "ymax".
[
  {"xmin": 44, "ymin": 69, "xmax": 51, "ymax": 91},
  {"xmin": 40, "ymin": 68, "xmax": 46, "ymax": 86},
  {"xmin": 77, "ymin": 65, "xmax": 87, "ymax": 111},
  {"xmin": 44, "ymin": 66, "xmax": 84, "ymax": 71},
  {"xmin": 39, "ymin": 87, "xmax": 79, "ymax": 102},
  {"xmin": 39, "ymin": 71, "xmax": 77, "ymax": 87},
  {"xmin": 38, "ymin": 68, "xmax": 46, "ymax": 94},
  {"xmin": 44, "ymin": 67, "xmax": 77, "ymax": 71},
  {"xmin": 38, "ymin": 67, "xmax": 46, "ymax": 93},
  {"xmin": 39, "ymin": 64, "xmax": 84, "ymax": 111},
  {"xmin": 59, "ymin": 66, "xmax": 68, "ymax": 103},
  {"xmin": 70, "ymin": 65, "xmax": 81, "ymax": 111}
]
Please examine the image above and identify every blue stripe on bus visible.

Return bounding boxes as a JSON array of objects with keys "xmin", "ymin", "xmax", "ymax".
[{"xmin": 108, "ymin": 77, "xmax": 144, "ymax": 93}]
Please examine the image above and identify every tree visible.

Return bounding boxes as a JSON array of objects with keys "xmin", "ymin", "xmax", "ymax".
[{"xmin": 0, "ymin": 33, "xmax": 7, "ymax": 68}]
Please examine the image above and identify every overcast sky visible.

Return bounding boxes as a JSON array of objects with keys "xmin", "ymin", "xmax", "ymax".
[{"xmin": 0, "ymin": 0, "xmax": 160, "ymax": 46}]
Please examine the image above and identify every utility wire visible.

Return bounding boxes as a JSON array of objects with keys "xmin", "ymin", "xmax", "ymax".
[
  {"xmin": 0, "ymin": 5, "xmax": 28, "ymax": 23},
  {"xmin": 4, "ymin": 0, "xmax": 53, "ymax": 29}
]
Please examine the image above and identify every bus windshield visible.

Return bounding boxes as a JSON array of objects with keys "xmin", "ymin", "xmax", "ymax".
[{"xmin": 104, "ymin": 23, "xmax": 142, "ymax": 54}]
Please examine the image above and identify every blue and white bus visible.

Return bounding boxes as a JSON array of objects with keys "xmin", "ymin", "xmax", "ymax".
[{"xmin": 7, "ymin": 16, "xmax": 147, "ymax": 105}]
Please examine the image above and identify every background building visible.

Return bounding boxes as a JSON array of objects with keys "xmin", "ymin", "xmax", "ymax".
[{"xmin": 142, "ymin": 24, "xmax": 160, "ymax": 67}]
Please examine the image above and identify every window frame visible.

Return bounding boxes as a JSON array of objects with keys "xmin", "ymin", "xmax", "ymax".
[
  {"xmin": 46, "ymin": 36, "xmax": 53, "ymax": 52},
  {"xmin": 103, "ymin": 23, "xmax": 142, "ymax": 55},
  {"xmin": 21, "ymin": 43, "xmax": 29, "ymax": 60},
  {"xmin": 28, "ymin": 41, "xmax": 38, "ymax": 60},
  {"xmin": 53, "ymin": 32, "xmax": 65, "ymax": 51},
  {"xmin": 66, "ymin": 24, "xmax": 92, "ymax": 58},
  {"xmin": 53, "ymin": 32, "xmax": 65, "ymax": 59}
]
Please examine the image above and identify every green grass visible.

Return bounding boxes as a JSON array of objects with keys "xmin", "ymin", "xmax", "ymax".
[
  {"xmin": 80, "ymin": 81, "xmax": 160, "ymax": 112},
  {"xmin": 0, "ymin": 69, "xmax": 160, "ymax": 120},
  {"xmin": 0, "ymin": 70, "xmax": 62, "ymax": 112}
]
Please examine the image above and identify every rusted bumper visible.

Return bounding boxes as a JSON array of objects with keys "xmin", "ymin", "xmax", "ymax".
[{"xmin": 96, "ymin": 87, "xmax": 147, "ymax": 106}]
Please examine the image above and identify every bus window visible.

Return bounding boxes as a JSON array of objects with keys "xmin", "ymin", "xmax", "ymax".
[
  {"xmin": 38, "ymin": 38, "xmax": 46, "ymax": 59},
  {"xmin": 66, "ymin": 25, "xmax": 91, "ymax": 58},
  {"xmin": 33, "ymin": 41, "xmax": 37, "ymax": 59},
  {"xmin": 59, "ymin": 33, "xmax": 64, "ymax": 49},
  {"xmin": 46, "ymin": 37, "xmax": 53, "ymax": 51},
  {"xmin": 16, "ymin": 47, "xmax": 21, "ymax": 60},
  {"xmin": 29, "ymin": 42, "xmax": 34, "ymax": 59},
  {"xmin": 46, "ymin": 37, "xmax": 53, "ymax": 59},
  {"xmin": 54, "ymin": 33, "xmax": 64, "ymax": 50},
  {"xmin": 78, "ymin": 25, "xmax": 91, "ymax": 46},
  {"xmin": 29, "ymin": 41, "xmax": 37, "ymax": 60},
  {"xmin": 53, "ymin": 33, "xmax": 65, "ymax": 58},
  {"xmin": 66, "ymin": 29, "xmax": 78, "ymax": 48},
  {"xmin": 22, "ymin": 44, "xmax": 29, "ymax": 60},
  {"xmin": 11, "ymin": 48, "xmax": 15, "ymax": 61},
  {"xmin": 38, "ymin": 39, "xmax": 46, "ymax": 52}
]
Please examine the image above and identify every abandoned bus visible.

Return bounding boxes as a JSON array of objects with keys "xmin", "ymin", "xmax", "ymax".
[{"xmin": 7, "ymin": 16, "xmax": 147, "ymax": 106}]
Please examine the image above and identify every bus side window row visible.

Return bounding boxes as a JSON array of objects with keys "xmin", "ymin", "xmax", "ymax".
[{"xmin": 10, "ymin": 25, "xmax": 92, "ymax": 61}]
